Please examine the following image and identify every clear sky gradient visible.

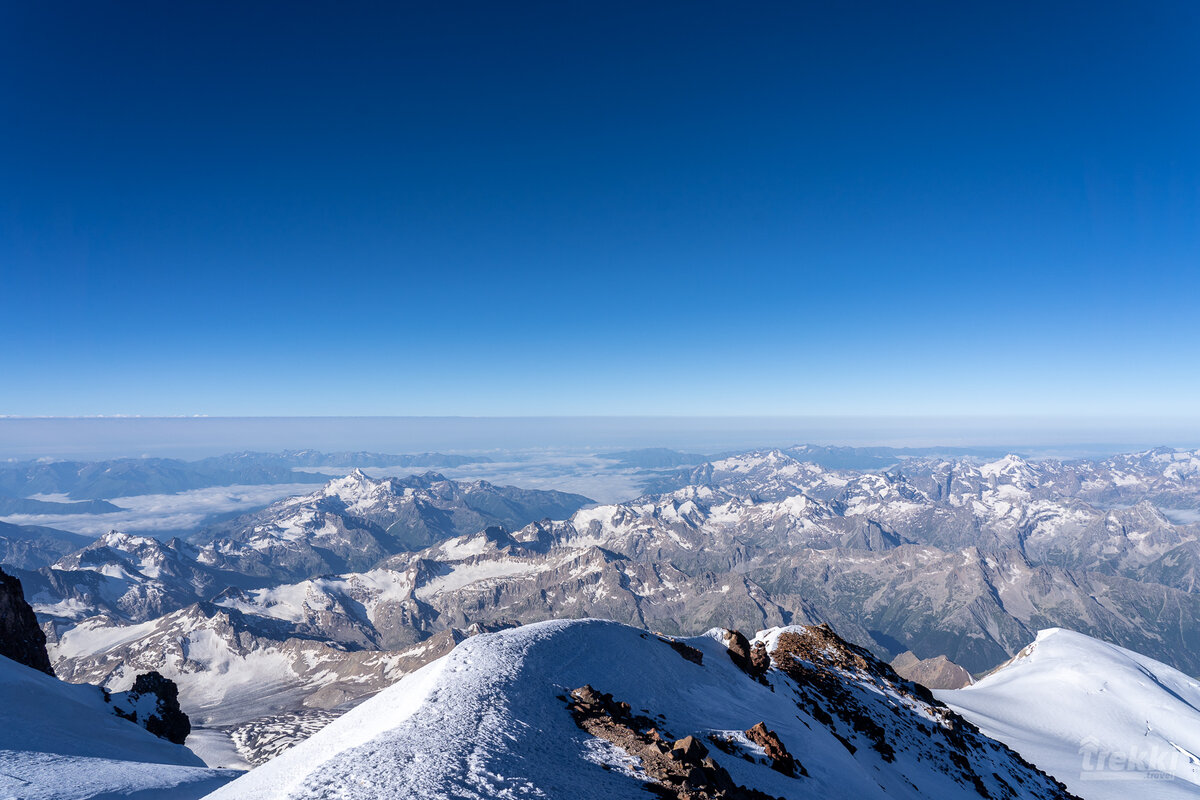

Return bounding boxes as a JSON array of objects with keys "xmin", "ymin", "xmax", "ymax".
[{"xmin": 2, "ymin": 2, "xmax": 1197, "ymax": 417}]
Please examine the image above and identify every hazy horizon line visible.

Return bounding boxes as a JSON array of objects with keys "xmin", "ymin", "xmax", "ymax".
[{"xmin": 5, "ymin": 413, "xmax": 1200, "ymax": 421}]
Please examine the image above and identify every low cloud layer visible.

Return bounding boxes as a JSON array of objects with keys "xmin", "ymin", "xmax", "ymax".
[
  {"xmin": 297, "ymin": 452, "xmax": 649, "ymax": 504},
  {"xmin": 1, "ymin": 453, "xmax": 659, "ymax": 538},
  {"xmin": 1, "ymin": 482, "xmax": 318, "ymax": 536},
  {"xmin": 1162, "ymin": 508, "xmax": 1200, "ymax": 525}
]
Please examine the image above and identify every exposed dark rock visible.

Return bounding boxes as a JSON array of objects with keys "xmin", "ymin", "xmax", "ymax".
[
  {"xmin": 723, "ymin": 629, "xmax": 753, "ymax": 671},
  {"xmin": 659, "ymin": 635, "xmax": 704, "ymax": 666},
  {"xmin": 566, "ymin": 685, "xmax": 781, "ymax": 800},
  {"xmin": 111, "ymin": 671, "xmax": 192, "ymax": 744},
  {"xmin": 671, "ymin": 735, "xmax": 708, "ymax": 764},
  {"xmin": 0, "ymin": 567, "xmax": 54, "ymax": 675},
  {"xmin": 744, "ymin": 722, "xmax": 803, "ymax": 777},
  {"xmin": 749, "ymin": 642, "xmax": 770, "ymax": 676},
  {"xmin": 766, "ymin": 624, "xmax": 1080, "ymax": 799},
  {"xmin": 723, "ymin": 629, "xmax": 769, "ymax": 682}
]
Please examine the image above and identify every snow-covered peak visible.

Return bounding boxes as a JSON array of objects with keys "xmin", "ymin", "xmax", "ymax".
[
  {"xmin": 95, "ymin": 530, "xmax": 161, "ymax": 550},
  {"xmin": 321, "ymin": 469, "xmax": 391, "ymax": 503},
  {"xmin": 712, "ymin": 448, "xmax": 797, "ymax": 472},
  {"xmin": 1031, "ymin": 625, "xmax": 1065, "ymax": 644},
  {"xmin": 427, "ymin": 531, "xmax": 502, "ymax": 561},
  {"xmin": 1099, "ymin": 447, "xmax": 1200, "ymax": 483},
  {"xmin": 941, "ymin": 628, "xmax": 1200, "ymax": 800},
  {"xmin": 978, "ymin": 454, "xmax": 1038, "ymax": 485},
  {"xmin": 52, "ymin": 530, "xmax": 192, "ymax": 583}
]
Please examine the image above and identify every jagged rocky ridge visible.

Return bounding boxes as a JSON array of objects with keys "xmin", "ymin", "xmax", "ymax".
[{"xmin": 204, "ymin": 619, "xmax": 1079, "ymax": 800}]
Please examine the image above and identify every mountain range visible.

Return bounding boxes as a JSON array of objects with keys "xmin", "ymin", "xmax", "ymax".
[
  {"xmin": 7, "ymin": 445, "xmax": 1200, "ymax": 774},
  {"xmin": 0, "ymin": 449, "xmax": 492, "ymax": 503}
]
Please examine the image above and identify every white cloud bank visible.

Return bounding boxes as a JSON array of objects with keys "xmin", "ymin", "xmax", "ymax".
[{"xmin": 1, "ymin": 482, "xmax": 318, "ymax": 537}]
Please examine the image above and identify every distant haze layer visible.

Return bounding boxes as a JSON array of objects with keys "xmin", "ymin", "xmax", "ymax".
[{"xmin": 1, "ymin": 416, "xmax": 1198, "ymax": 461}]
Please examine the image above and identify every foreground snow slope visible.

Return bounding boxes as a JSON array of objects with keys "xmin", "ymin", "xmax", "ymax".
[
  {"xmin": 0, "ymin": 654, "xmax": 235, "ymax": 800},
  {"xmin": 207, "ymin": 618, "xmax": 1074, "ymax": 800},
  {"xmin": 940, "ymin": 628, "xmax": 1200, "ymax": 800}
]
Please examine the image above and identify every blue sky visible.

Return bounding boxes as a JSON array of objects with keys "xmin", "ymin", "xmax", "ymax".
[{"xmin": 2, "ymin": 2, "xmax": 1197, "ymax": 417}]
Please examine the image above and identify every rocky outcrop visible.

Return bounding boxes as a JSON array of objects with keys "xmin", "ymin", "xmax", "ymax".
[
  {"xmin": 0, "ymin": 567, "xmax": 53, "ymax": 675},
  {"xmin": 724, "ymin": 629, "xmax": 753, "ymax": 669},
  {"xmin": 722, "ymin": 629, "xmax": 769, "ymax": 680},
  {"xmin": 566, "ymin": 684, "xmax": 782, "ymax": 800},
  {"xmin": 659, "ymin": 634, "xmax": 704, "ymax": 665},
  {"xmin": 202, "ymin": 618, "xmax": 1087, "ymax": 800},
  {"xmin": 743, "ymin": 722, "xmax": 802, "ymax": 777},
  {"xmin": 749, "ymin": 642, "xmax": 770, "ymax": 673},
  {"xmin": 892, "ymin": 651, "xmax": 974, "ymax": 690},
  {"xmin": 108, "ymin": 671, "xmax": 192, "ymax": 744}
]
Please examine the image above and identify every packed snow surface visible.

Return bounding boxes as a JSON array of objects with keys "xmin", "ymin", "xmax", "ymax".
[
  {"xmin": 941, "ymin": 627, "xmax": 1200, "ymax": 800},
  {"xmin": 0, "ymin": 654, "xmax": 235, "ymax": 800}
]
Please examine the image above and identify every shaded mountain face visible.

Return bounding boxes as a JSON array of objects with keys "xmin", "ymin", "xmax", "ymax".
[
  {"xmin": 891, "ymin": 651, "xmax": 973, "ymax": 690},
  {"xmin": 0, "ymin": 496, "xmax": 121, "ymax": 515},
  {"xmin": 205, "ymin": 619, "xmax": 1078, "ymax": 800},
  {"xmin": 109, "ymin": 670, "xmax": 192, "ymax": 745},
  {"xmin": 0, "ymin": 566, "xmax": 54, "ymax": 674},
  {"xmin": 0, "ymin": 521, "xmax": 91, "ymax": 570}
]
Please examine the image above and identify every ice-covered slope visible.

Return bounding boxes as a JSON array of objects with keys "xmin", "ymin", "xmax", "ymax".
[
  {"xmin": 0, "ymin": 653, "xmax": 234, "ymax": 800},
  {"xmin": 206, "ymin": 618, "xmax": 1075, "ymax": 800},
  {"xmin": 940, "ymin": 628, "xmax": 1200, "ymax": 800}
]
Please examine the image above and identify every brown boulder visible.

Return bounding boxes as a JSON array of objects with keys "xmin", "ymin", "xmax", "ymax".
[
  {"xmin": 672, "ymin": 735, "xmax": 709, "ymax": 765},
  {"xmin": 749, "ymin": 642, "xmax": 771, "ymax": 675},
  {"xmin": 745, "ymin": 721, "xmax": 801, "ymax": 777},
  {"xmin": 724, "ymin": 629, "xmax": 753, "ymax": 668}
]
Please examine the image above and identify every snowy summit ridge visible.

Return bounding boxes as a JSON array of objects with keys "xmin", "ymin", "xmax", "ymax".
[{"xmin": 206, "ymin": 618, "xmax": 1077, "ymax": 800}]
